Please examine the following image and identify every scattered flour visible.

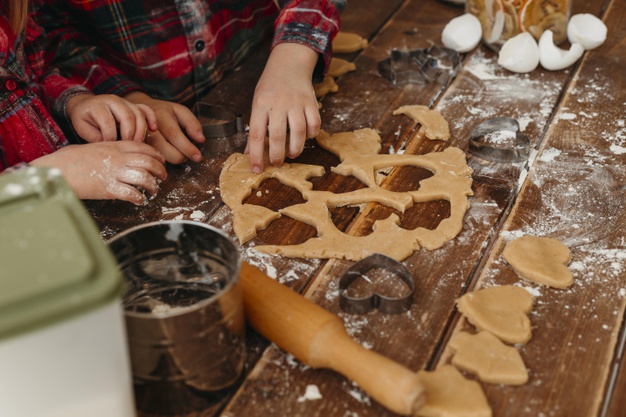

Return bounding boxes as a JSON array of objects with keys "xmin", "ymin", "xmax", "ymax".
[{"xmin": 297, "ymin": 385, "xmax": 322, "ymax": 402}]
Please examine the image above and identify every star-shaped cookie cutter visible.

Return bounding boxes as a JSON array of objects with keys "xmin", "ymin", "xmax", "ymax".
[
  {"xmin": 469, "ymin": 117, "xmax": 531, "ymax": 163},
  {"xmin": 377, "ymin": 45, "xmax": 461, "ymax": 86},
  {"xmin": 339, "ymin": 253, "xmax": 415, "ymax": 314}
]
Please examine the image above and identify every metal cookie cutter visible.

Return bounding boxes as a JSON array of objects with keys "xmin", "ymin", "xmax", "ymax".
[
  {"xmin": 192, "ymin": 103, "xmax": 245, "ymax": 138},
  {"xmin": 469, "ymin": 117, "xmax": 531, "ymax": 163},
  {"xmin": 377, "ymin": 45, "xmax": 461, "ymax": 86},
  {"xmin": 339, "ymin": 253, "xmax": 415, "ymax": 315}
]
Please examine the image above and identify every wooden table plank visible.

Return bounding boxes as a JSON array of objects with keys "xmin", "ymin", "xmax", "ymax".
[{"xmin": 435, "ymin": 1, "xmax": 626, "ymax": 416}]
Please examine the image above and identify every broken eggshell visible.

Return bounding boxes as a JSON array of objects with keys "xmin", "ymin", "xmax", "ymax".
[
  {"xmin": 441, "ymin": 13, "xmax": 482, "ymax": 53},
  {"xmin": 497, "ymin": 32, "xmax": 539, "ymax": 73},
  {"xmin": 567, "ymin": 13, "xmax": 607, "ymax": 50},
  {"xmin": 538, "ymin": 30, "xmax": 584, "ymax": 71}
]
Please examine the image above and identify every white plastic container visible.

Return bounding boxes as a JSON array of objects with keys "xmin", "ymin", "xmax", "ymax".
[{"xmin": 0, "ymin": 167, "xmax": 135, "ymax": 417}]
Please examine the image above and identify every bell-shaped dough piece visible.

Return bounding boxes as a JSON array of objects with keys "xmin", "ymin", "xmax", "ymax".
[
  {"xmin": 538, "ymin": 30, "xmax": 584, "ymax": 71},
  {"xmin": 456, "ymin": 285, "xmax": 533, "ymax": 345},
  {"xmin": 416, "ymin": 365, "xmax": 492, "ymax": 417},
  {"xmin": 567, "ymin": 13, "xmax": 607, "ymax": 50},
  {"xmin": 393, "ymin": 105, "xmax": 450, "ymax": 141},
  {"xmin": 328, "ymin": 57, "xmax": 357, "ymax": 77},
  {"xmin": 498, "ymin": 32, "xmax": 539, "ymax": 73},
  {"xmin": 449, "ymin": 331, "xmax": 529, "ymax": 385},
  {"xmin": 332, "ymin": 32, "xmax": 368, "ymax": 53},
  {"xmin": 502, "ymin": 235, "xmax": 573, "ymax": 288}
]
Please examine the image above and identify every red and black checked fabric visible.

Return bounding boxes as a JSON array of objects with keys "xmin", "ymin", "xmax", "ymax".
[{"xmin": 31, "ymin": 0, "xmax": 345, "ymax": 107}]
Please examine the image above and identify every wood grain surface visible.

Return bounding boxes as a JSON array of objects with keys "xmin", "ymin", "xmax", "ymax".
[{"xmin": 87, "ymin": 0, "xmax": 626, "ymax": 416}]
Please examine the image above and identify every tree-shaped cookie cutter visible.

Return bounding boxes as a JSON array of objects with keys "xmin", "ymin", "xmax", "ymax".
[{"xmin": 339, "ymin": 253, "xmax": 415, "ymax": 315}]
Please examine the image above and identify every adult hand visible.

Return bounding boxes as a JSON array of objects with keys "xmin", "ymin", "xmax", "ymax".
[
  {"xmin": 66, "ymin": 93, "xmax": 158, "ymax": 142},
  {"xmin": 31, "ymin": 141, "xmax": 167, "ymax": 205},
  {"xmin": 247, "ymin": 43, "xmax": 321, "ymax": 173},
  {"xmin": 124, "ymin": 91, "xmax": 205, "ymax": 164}
]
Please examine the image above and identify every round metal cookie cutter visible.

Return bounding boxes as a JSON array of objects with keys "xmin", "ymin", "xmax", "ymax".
[{"xmin": 469, "ymin": 117, "xmax": 531, "ymax": 163}]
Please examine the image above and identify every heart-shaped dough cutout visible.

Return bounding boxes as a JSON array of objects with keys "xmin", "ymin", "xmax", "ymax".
[
  {"xmin": 456, "ymin": 285, "xmax": 533, "ymax": 345},
  {"xmin": 503, "ymin": 235, "xmax": 573, "ymax": 288}
]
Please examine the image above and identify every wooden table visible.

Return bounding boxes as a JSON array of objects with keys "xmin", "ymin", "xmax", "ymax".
[{"xmin": 86, "ymin": 0, "xmax": 626, "ymax": 416}]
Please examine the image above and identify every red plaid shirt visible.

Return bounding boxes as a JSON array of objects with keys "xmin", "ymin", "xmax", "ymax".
[
  {"xmin": 0, "ymin": 7, "xmax": 89, "ymax": 172},
  {"xmin": 31, "ymin": 0, "xmax": 345, "ymax": 107}
]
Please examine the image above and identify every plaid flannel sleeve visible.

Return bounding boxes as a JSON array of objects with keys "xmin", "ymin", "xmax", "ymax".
[
  {"xmin": 30, "ymin": 0, "xmax": 143, "ymax": 97},
  {"xmin": 273, "ymin": 0, "xmax": 346, "ymax": 82}
]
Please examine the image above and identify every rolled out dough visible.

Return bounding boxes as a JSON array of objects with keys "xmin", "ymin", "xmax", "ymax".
[
  {"xmin": 456, "ymin": 285, "xmax": 534, "ymax": 345},
  {"xmin": 332, "ymin": 31, "xmax": 368, "ymax": 53},
  {"xmin": 416, "ymin": 365, "xmax": 492, "ymax": 417},
  {"xmin": 393, "ymin": 105, "xmax": 450, "ymax": 141},
  {"xmin": 449, "ymin": 331, "xmax": 528, "ymax": 385},
  {"xmin": 219, "ymin": 128, "xmax": 473, "ymax": 261},
  {"xmin": 502, "ymin": 235, "xmax": 573, "ymax": 288}
]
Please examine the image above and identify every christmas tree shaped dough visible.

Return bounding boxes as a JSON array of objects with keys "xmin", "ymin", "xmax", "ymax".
[
  {"xmin": 328, "ymin": 57, "xmax": 357, "ymax": 77},
  {"xmin": 416, "ymin": 365, "xmax": 492, "ymax": 417},
  {"xmin": 332, "ymin": 31, "xmax": 368, "ymax": 53},
  {"xmin": 503, "ymin": 235, "xmax": 573, "ymax": 288},
  {"xmin": 449, "ymin": 331, "xmax": 528, "ymax": 385}
]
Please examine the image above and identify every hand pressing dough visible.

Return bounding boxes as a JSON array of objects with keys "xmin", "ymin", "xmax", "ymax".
[
  {"xmin": 313, "ymin": 76, "xmax": 339, "ymax": 98},
  {"xmin": 449, "ymin": 331, "xmax": 528, "ymax": 385},
  {"xmin": 219, "ymin": 128, "xmax": 473, "ymax": 261},
  {"xmin": 328, "ymin": 57, "xmax": 357, "ymax": 77},
  {"xmin": 416, "ymin": 365, "xmax": 492, "ymax": 417},
  {"xmin": 503, "ymin": 235, "xmax": 573, "ymax": 288},
  {"xmin": 332, "ymin": 31, "xmax": 368, "ymax": 53},
  {"xmin": 456, "ymin": 285, "xmax": 533, "ymax": 345},
  {"xmin": 393, "ymin": 105, "xmax": 450, "ymax": 141}
]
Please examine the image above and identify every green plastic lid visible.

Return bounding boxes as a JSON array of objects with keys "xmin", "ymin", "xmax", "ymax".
[{"xmin": 0, "ymin": 167, "xmax": 124, "ymax": 340}]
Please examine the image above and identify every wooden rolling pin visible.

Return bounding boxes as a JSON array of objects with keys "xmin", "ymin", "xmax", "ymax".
[{"xmin": 239, "ymin": 262, "xmax": 427, "ymax": 416}]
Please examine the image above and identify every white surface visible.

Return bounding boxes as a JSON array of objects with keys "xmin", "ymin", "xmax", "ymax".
[{"xmin": 0, "ymin": 301, "xmax": 135, "ymax": 417}]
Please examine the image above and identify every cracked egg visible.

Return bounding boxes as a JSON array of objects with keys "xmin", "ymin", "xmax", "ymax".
[
  {"xmin": 567, "ymin": 13, "xmax": 607, "ymax": 50},
  {"xmin": 497, "ymin": 32, "xmax": 539, "ymax": 73},
  {"xmin": 538, "ymin": 29, "xmax": 584, "ymax": 71},
  {"xmin": 441, "ymin": 13, "xmax": 482, "ymax": 53}
]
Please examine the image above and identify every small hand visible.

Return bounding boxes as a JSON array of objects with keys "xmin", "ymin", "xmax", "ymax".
[
  {"xmin": 124, "ymin": 92, "xmax": 205, "ymax": 164},
  {"xmin": 66, "ymin": 93, "xmax": 158, "ymax": 142},
  {"xmin": 247, "ymin": 43, "xmax": 321, "ymax": 173},
  {"xmin": 31, "ymin": 141, "xmax": 167, "ymax": 205}
]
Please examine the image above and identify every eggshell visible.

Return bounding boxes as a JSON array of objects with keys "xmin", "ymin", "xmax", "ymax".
[
  {"xmin": 538, "ymin": 30, "xmax": 584, "ymax": 71},
  {"xmin": 567, "ymin": 13, "xmax": 607, "ymax": 50},
  {"xmin": 498, "ymin": 32, "xmax": 539, "ymax": 73},
  {"xmin": 441, "ymin": 13, "xmax": 482, "ymax": 53}
]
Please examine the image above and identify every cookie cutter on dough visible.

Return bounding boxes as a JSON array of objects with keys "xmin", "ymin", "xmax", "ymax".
[
  {"xmin": 192, "ymin": 103, "xmax": 245, "ymax": 138},
  {"xmin": 377, "ymin": 45, "xmax": 461, "ymax": 86},
  {"xmin": 468, "ymin": 117, "xmax": 531, "ymax": 163},
  {"xmin": 339, "ymin": 253, "xmax": 415, "ymax": 315}
]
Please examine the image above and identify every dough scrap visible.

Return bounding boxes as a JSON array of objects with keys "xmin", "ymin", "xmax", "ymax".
[
  {"xmin": 449, "ymin": 331, "xmax": 528, "ymax": 385},
  {"xmin": 313, "ymin": 76, "xmax": 339, "ymax": 98},
  {"xmin": 328, "ymin": 57, "xmax": 357, "ymax": 77},
  {"xmin": 219, "ymin": 129, "xmax": 473, "ymax": 261},
  {"xmin": 503, "ymin": 235, "xmax": 573, "ymax": 288},
  {"xmin": 393, "ymin": 105, "xmax": 450, "ymax": 141},
  {"xmin": 456, "ymin": 285, "xmax": 533, "ymax": 345},
  {"xmin": 416, "ymin": 365, "xmax": 492, "ymax": 417},
  {"xmin": 332, "ymin": 31, "xmax": 368, "ymax": 53}
]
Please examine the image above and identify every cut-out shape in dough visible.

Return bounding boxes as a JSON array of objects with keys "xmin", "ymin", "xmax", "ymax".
[
  {"xmin": 502, "ymin": 235, "xmax": 573, "ymax": 288},
  {"xmin": 219, "ymin": 128, "xmax": 473, "ymax": 261},
  {"xmin": 393, "ymin": 105, "xmax": 450, "ymax": 141},
  {"xmin": 416, "ymin": 365, "xmax": 492, "ymax": 417},
  {"xmin": 332, "ymin": 31, "xmax": 368, "ymax": 53},
  {"xmin": 449, "ymin": 331, "xmax": 528, "ymax": 385},
  {"xmin": 328, "ymin": 57, "xmax": 357, "ymax": 77},
  {"xmin": 313, "ymin": 76, "xmax": 339, "ymax": 98},
  {"xmin": 456, "ymin": 285, "xmax": 533, "ymax": 345}
]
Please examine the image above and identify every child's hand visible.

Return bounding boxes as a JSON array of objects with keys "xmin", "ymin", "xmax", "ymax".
[
  {"xmin": 66, "ymin": 93, "xmax": 158, "ymax": 143},
  {"xmin": 124, "ymin": 92, "xmax": 206, "ymax": 164},
  {"xmin": 247, "ymin": 43, "xmax": 321, "ymax": 173},
  {"xmin": 31, "ymin": 141, "xmax": 167, "ymax": 205}
]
